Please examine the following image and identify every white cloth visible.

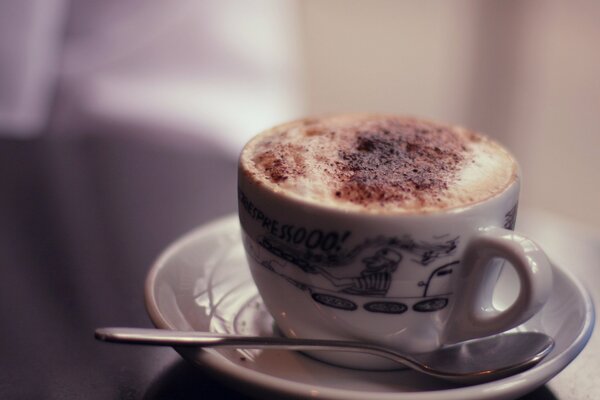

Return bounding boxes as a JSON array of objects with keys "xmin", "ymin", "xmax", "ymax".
[{"xmin": 60, "ymin": 0, "xmax": 304, "ymax": 155}]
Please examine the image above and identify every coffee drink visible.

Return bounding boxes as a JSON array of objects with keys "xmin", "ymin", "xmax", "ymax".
[
  {"xmin": 240, "ymin": 114, "xmax": 517, "ymax": 213},
  {"xmin": 238, "ymin": 113, "xmax": 552, "ymax": 367}
]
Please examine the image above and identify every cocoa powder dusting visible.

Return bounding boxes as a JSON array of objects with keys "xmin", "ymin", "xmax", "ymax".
[
  {"xmin": 250, "ymin": 115, "xmax": 473, "ymax": 209},
  {"xmin": 334, "ymin": 118, "xmax": 467, "ymax": 206},
  {"xmin": 254, "ymin": 144, "xmax": 306, "ymax": 183}
]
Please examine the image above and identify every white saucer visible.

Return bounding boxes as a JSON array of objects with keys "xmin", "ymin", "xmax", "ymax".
[{"xmin": 145, "ymin": 214, "xmax": 595, "ymax": 400}]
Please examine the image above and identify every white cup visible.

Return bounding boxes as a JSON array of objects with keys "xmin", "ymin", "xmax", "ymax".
[{"xmin": 238, "ymin": 136, "xmax": 552, "ymax": 369}]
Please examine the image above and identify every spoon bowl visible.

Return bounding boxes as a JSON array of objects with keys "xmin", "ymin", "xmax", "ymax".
[{"xmin": 95, "ymin": 327, "xmax": 553, "ymax": 384}]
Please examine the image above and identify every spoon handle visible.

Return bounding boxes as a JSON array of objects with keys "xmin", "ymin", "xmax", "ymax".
[{"xmin": 95, "ymin": 327, "xmax": 420, "ymax": 369}]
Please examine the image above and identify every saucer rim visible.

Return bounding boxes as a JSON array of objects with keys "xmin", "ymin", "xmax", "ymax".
[{"xmin": 144, "ymin": 214, "xmax": 595, "ymax": 400}]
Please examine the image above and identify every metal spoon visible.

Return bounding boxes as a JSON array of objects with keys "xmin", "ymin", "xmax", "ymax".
[{"xmin": 95, "ymin": 327, "xmax": 554, "ymax": 384}]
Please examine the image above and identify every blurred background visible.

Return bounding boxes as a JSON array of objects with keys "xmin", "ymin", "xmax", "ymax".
[
  {"xmin": 2, "ymin": 0, "xmax": 600, "ymax": 302},
  {"xmin": 2, "ymin": 1, "xmax": 600, "ymax": 398}
]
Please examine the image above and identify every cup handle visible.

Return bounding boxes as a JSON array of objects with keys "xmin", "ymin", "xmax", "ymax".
[{"xmin": 443, "ymin": 226, "xmax": 553, "ymax": 344}]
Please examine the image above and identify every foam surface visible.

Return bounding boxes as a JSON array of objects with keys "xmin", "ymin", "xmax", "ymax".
[{"xmin": 240, "ymin": 114, "xmax": 517, "ymax": 213}]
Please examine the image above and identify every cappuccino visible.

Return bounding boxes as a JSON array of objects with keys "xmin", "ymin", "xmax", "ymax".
[{"xmin": 240, "ymin": 114, "xmax": 517, "ymax": 213}]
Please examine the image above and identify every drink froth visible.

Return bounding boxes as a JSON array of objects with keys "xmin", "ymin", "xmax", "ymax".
[{"xmin": 240, "ymin": 114, "xmax": 517, "ymax": 213}]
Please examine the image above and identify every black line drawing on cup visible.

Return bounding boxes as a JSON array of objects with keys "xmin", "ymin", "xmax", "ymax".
[
  {"xmin": 259, "ymin": 233, "xmax": 458, "ymax": 273},
  {"xmin": 418, "ymin": 261, "xmax": 459, "ymax": 297},
  {"xmin": 363, "ymin": 301, "xmax": 408, "ymax": 314},
  {"xmin": 406, "ymin": 261, "xmax": 458, "ymax": 313},
  {"xmin": 244, "ymin": 232, "xmax": 458, "ymax": 314},
  {"xmin": 311, "ymin": 293, "xmax": 358, "ymax": 311},
  {"xmin": 504, "ymin": 202, "xmax": 518, "ymax": 230},
  {"xmin": 315, "ymin": 248, "xmax": 402, "ymax": 297},
  {"xmin": 413, "ymin": 297, "xmax": 449, "ymax": 312}
]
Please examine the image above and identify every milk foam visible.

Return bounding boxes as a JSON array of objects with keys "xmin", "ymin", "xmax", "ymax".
[{"xmin": 240, "ymin": 114, "xmax": 517, "ymax": 213}]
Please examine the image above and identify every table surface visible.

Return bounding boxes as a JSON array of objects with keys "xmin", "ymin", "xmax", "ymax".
[{"xmin": 2, "ymin": 205, "xmax": 598, "ymax": 399}]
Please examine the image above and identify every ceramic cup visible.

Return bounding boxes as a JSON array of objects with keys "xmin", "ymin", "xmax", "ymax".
[{"xmin": 237, "ymin": 133, "xmax": 553, "ymax": 369}]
